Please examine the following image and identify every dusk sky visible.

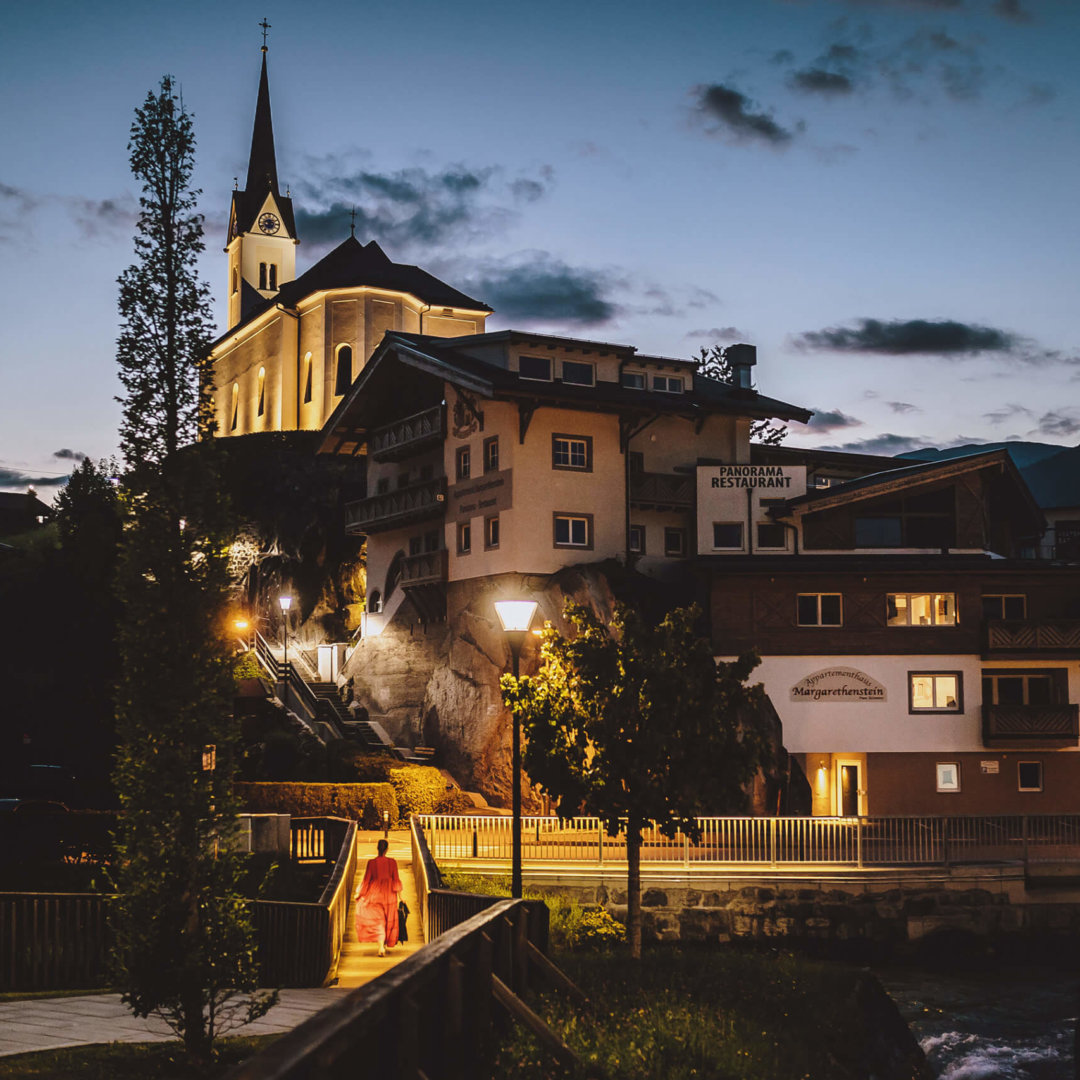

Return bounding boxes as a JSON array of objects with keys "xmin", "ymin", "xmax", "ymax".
[{"xmin": 2, "ymin": 0, "xmax": 1077, "ymax": 494}]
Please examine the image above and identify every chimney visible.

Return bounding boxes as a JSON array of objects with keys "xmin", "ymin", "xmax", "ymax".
[{"xmin": 726, "ymin": 344, "xmax": 756, "ymax": 389}]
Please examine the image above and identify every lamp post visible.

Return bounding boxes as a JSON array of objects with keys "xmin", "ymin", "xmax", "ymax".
[
  {"xmin": 279, "ymin": 595, "xmax": 292, "ymax": 698},
  {"xmin": 494, "ymin": 599, "xmax": 538, "ymax": 899}
]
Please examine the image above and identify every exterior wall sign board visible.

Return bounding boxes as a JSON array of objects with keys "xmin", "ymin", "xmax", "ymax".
[
  {"xmin": 449, "ymin": 468, "xmax": 513, "ymax": 522},
  {"xmin": 980, "ymin": 760, "xmax": 1000, "ymax": 774},
  {"xmin": 696, "ymin": 464, "xmax": 806, "ymax": 554},
  {"xmin": 790, "ymin": 667, "xmax": 887, "ymax": 703}
]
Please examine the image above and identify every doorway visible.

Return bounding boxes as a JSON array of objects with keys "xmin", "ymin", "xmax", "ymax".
[{"xmin": 835, "ymin": 760, "xmax": 863, "ymax": 817}]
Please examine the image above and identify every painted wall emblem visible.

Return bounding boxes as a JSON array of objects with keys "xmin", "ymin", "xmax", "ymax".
[{"xmin": 790, "ymin": 668, "xmax": 886, "ymax": 703}]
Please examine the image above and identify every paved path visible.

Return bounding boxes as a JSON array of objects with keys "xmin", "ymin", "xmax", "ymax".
[{"xmin": 0, "ymin": 831, "xmax": 427, "ymax": 1059}]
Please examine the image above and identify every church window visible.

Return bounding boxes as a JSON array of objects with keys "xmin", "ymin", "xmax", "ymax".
[
  {"xmin": 259, "ymin": 262, "xmax": 268, "ymax": 290},
  {"xmin": 302, "ymin": 352, "xmax": 313, "ymax": 404},
  {"xmin": 231, "ymin": 268, "xmax": 238, "ymax": 296},
  {"xmin": 268, "ymin": 263, "xmax": 277, "ymax": 290},
  {"xmin": 335, "ymin": 345, "xmax": 353, "ymax": 396},
  {"xmin": 257, "ymin": 368, "xmax": 266, "ymax": 416},
  {"xmin": 230, "ymin": 383, "xmax": 239, "ymax": 431}
]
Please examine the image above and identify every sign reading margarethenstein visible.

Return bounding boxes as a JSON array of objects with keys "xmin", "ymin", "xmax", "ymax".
[
  {"xmin": 790, "ymin": 668, "xmax": 887, "ymax": 703},
  {"xmin": 449, "ymin": 468, "xmax": 513, "ymax": 523},
  {"xmin": 709, "ymin": 465, "xmax": 797, "ymax": 489}
]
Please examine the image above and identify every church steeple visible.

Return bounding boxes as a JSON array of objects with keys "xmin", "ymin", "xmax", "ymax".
[{"xmin": 225, "ymin": 31, "xmax": 298, "ymax": 329}]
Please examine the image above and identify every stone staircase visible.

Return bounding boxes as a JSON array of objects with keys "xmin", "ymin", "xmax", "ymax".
[{"xmin": 310, "ymin": 681, "xmax": 388, "ymax": 750}]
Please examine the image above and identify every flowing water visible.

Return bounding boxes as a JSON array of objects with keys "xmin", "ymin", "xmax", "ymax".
[{"xmin": 879, "ymin": 967, "xmax": 1076, "ymax": 1079}]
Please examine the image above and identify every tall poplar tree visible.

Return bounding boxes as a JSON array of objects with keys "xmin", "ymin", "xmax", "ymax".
[{"xmin": 111, "ymin": 76, "xmax": 273, "ymax": 1065}]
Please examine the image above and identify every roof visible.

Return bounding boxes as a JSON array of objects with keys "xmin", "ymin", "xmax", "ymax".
[
  {"xmin": 0, "ymin": 491, "xmax": 52, "ymax": 514},
  {"xmin": 211, "ymin": 237, "xmax": 491, "ymax": 350}
]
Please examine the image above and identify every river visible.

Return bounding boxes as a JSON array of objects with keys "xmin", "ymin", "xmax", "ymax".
[{"xmin": 879, "ymin": 967, "xmax": 1076, "ymax": 1079}]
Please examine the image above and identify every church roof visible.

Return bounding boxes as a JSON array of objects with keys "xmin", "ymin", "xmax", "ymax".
[{"xmin": 212, "ymin": 236, "xmax": 491, "ymax": 348}]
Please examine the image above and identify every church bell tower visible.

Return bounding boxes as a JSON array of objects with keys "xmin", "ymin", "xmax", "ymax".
[{"xmin": 226, "ymin": 31, "xmax": 298, "ymax": 328}]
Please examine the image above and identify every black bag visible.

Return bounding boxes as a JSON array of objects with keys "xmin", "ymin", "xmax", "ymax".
[{"xmin": 398, "ymin": 900, "xmax": 410, "ymax": 943}]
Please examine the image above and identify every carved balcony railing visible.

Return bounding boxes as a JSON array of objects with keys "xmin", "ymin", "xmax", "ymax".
[
  {"xmin": 400, "ymin": 548, "xmax": 448, "ymax": 587},
  {"xmin": 982, "ymin": 703, "xmax": 1079, "ymax": 747},
  {"xmin": 984, "ymin": 619, "xmax": 1080, "ymax": 657},
  {"xmin": 369, "ymin": 404, "xmax": 446, "ymax": 462},
  {"xmin": 345, "ymin": 477, "xmax": 447, "ymax": 535},
  {"xmin": 629, "ymin": 471, "xmax": 694, "ymax": 511}
]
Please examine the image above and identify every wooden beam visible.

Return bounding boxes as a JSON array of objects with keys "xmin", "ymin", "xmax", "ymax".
[
  {"xmin": 525, "ymin": 941, "xmax": 591, "ymax": 1010},
  {"xmin": 491, "ymin": 974, "xmax": 582, "ymax": 1072}
]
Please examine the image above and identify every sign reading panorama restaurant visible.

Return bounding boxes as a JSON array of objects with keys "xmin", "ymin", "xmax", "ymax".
[
  {"xmin": 709, "ymin": 465, "xmax": 798, "ymax": 489},
  {"xmin": 790, "ymin": 668, "xmax": 887, "ymax": 703}
]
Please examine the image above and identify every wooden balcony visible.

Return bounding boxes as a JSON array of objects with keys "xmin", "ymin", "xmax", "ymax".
[
  {"xmin": 346, "ymin": 477, "xmax": 447, "ymax": 535},
  {"xmin": 982, "ymin": 703, "xmax": 1079, "ymax": 748},
  {"xmin": 629, "ymin": 471, "xmax": 694, "ymax": 511},
  {"xmin": 984, "ymin": 619, "xmax": 1080, "ymax": 658},
  {"xmin": 400, "ymin": 548, "xmax": 448, "ymax": 587},
  {"xmin": 369, "ymin": 405, "xmax": 445, "ymax": 462}
]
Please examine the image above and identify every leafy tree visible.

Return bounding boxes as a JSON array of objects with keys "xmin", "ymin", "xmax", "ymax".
[
  {"xmin": 502, "ymin": 602, "xmax": 770, "ymax": 960},
  {"xmin": 696, "ymin": 344, "xmax": 788, "ymax": 445},
  {"xmin": 110, "ymin": 76, "xmax": 273, "ymax": 1066}
]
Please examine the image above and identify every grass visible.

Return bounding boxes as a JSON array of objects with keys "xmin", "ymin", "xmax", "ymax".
[
  {"xmin": 0, "ymin": 1035, "xmax": 281, "ymax": 1079},
  {"xmin": 491, "ymin": 946, "xmax": 891, "ymax": 1080}
]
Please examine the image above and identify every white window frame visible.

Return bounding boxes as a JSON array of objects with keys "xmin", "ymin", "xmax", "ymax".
[
  {"xmin": 909, "ymin": 672, "xmax": 962, "ymax": 713},
  {"xmin": 554, "ymin": 513, "xmax": 592, "ymax": 549},
  {"xmin": 712, "ymin": 522, "xmax": 744, "ymax": 550},
  {"xmin": 1018, "ymin": 761, "xmax": 1043, "ymax": 792},
  {"xmin": 561, "ymin": 360, "xmax": 595, "ymax": 386},
  {"xmin": 887, "ymin": 592, "xmax": 957, "ymax": 627},
  {"xmin": 652, "ymin": 374, "xmax": 684, "ymax": 394},
  {"xmin": 936, "ymin": 762, "xmax": 961, "ymax": 792},
  {"xmin": 518, "ymin": 355, "xmax": 553, "ymax": 382},
  {"xmin": 796, "ymin": 593, "xmax": 843, "ymax": 627}
]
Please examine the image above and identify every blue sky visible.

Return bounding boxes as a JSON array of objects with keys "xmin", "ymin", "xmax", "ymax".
[{"xmin": 1, "ymin": 0, "xmax": 1077, "ymax": 492}]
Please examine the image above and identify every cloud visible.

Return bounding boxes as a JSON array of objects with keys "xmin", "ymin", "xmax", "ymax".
[
  {"xmin": 794, "ymin": 317, "xmax": 1017, "ymax": 355},
  {"xmin": 983, "ymin": 403, "xmax": 1031, "ymax": 425},
  {"xmin": 806, "ymin": 408, "xmax": 863, "ymax": 432},
  {"xmin": 0, "ymin": 182, "xmax": 137, "ymax": 243},
  {"xmin": 294, "ymin": 159, "xmax": 555, "ymax": 253},
  {"xmin": 53, "ymin": 448, "xmax": 88, "ymax": 461},
  {"xmin": 887, "ymin": 401, "xmax": 920, "ymax": 414},
  {"xmin": 465, "ymin": 253, "xmax": 620, "ymax": 326},
  {"xmin": 685, "ymin": 326, "xmax": 749, "ymax": 343},
  {"xmin": 993, "ymin": 0, "xmax": 1032, "ymax": 22},
  {"xmin": 818, "ymin": 432, "xmax": 931, "ymax": 455},
  {"xmin": 0, "ymin": 465, "xmax": 69, "ymax": 489},
  {"xmin": 790, "ymin": 68, "xmax": 856, "ymax": 95},
  {"xmin": 692, "ymin": 83, "xmax": 797, "ymax": 145},
  {"xmin": 1034, "ymin": 410, "xmax": 1080, "ymax": 438}
]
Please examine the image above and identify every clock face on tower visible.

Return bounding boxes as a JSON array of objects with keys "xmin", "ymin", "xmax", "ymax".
[{"xmin": 258, "ymin": 212, "xmax": 281, "ymax": 235}]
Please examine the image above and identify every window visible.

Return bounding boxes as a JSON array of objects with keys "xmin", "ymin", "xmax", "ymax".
[
  {"xmin": 424, "ymin": 530, "xmax": 440, "ymax": 552},
  {"xmin": 334, "ymin": 344, "xmax": 352, "ymax": 396},
  {"xmin": 554, "ymin": 513, "xmax": 592, "ymax": 549},
  {"xmin": 855, "ymin": 488, "xmax": 956, "ymax": 549},
  {"xmin": 258, "ymin": 262, "xmax": 268, "ymax": 290},
  {"xmin": 376, "ymin": 477, "xmax": 390, "ymax": 495},
  {"xmin": 629, "ymin": 524, "xmax": 645, "ymax": 554},
  {"xmin": 1018, "ymin": 761, "xmax": 1043, "ymax": 792},
  {"xmin": 457, "ymin": 521, "xmax": 472, "ymax": 555},
  {"xmin": 268, "ymin": 264, "xmax": 277, "ymax": 290},
  {"xmin": 621, "ymin": 371, "xmax": 646, "ymax": 390},
  {"xmin": 561, "ymin": 361, "xmax": 595, "ymax": 386},
  {"xmin": 757, "ymin": 523, "xmax": 787, "ymax": 549},
  {"xmin": 230, "ymin": 382, "xmax": 239, "ymax": 432},
  {"xmin": 982, "ymin": 594, "xmax": 1026, "ymax": 620},
  {"xmin": 797, "ymin": 594, "xmax": 842, "ymax": 627},
  {"xmin": 982, "ymin": 671, "xmax": 1059, "ymax": 706},
  {"xmin": 712, "ymin": 522, "xmax": 744, "ymax": 549},
  {"xmin": 409, "ymin": 535, "xmax": 423, "ymax": 556},
  {"xmin": 664, "ymin": 527, "xmax": 686, "ymax": 557},
  {"xmin": 256, "ymin": 367, "xmax": 265, "ymax": 416},
  {"xmin": 456, "ymin": 445, "xmax": 471, "ymax": 481},
  {"xmin": 652, "ymin": 375, "xmax": 683, "ymax": 394},
  {"xmin": 485, "ymin": 515, "xmax": 500, "ymax": 550},
  {"xmin": 231, "ymin": 268, "xmax": 239, "ymax": 295},
  {"xmin": 886, "ymin": 592, "xmax": 957, "ymax": 627},
  {"xmin": 936, "ymin": 763, "xmax": 961, "ymax": 792},
  {"xmin": 302, "ymin": 352, "xmax": 312, "ymax": 404},
  {"xmin": 910, "ymin": 672, "xmax": 962, "ymax": 713},
  {"xmin": 483, "ymin": 437, "xmax": 499, "ymax": 474},
  {"xmin": 552, "ymin": 434, "xmax": 592, "ymax": 471},
  {"xmin": 519, "ymin": 355, "xmax": 552, "ymax": 381},
  {"xmin": 628, "ymin": 451, "xmax": 644, "ymax": 475}
]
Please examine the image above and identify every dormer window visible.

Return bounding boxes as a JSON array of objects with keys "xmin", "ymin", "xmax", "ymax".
[
  {"xmin": 519, "ymin": 356, "xmax": 552, "ymax": 381},
  {"xmin": 652, "ymin": 375, "xmax": 683, "ymax": 394},
  {"xmin": 561, "ymin": 361, "xmax": 594, "ymax": 386},
  {"xmin": 621, "ymin": 371, "xmax": 646, "ymax": 390}
]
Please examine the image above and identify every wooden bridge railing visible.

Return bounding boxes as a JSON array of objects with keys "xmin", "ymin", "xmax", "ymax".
[
  {"xmin": 226, "ymin": 898, "xmax": 551, "ymax": 1080},
  {"xmin": 418, "ymin": 812, "xmax": 1080, "ymax": 870}
]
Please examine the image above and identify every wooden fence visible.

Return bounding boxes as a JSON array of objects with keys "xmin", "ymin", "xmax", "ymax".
[{"xmin": 418, "ymin": 812, "xmax": 1080, "ymax": 870}]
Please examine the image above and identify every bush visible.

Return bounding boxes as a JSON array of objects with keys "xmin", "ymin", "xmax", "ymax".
[
  {"xmin": 388, "ymin": 765, "xmax": 471, "ymax": 816},
  {"xmin": 326, "ymin": 744, "xmax": 395, "ymax": 782},
  {"xmin": 234, "ymin": 782, "xmax": 398, "ymax": 825},
  {"xmin": 233, "ymin": 650, "xmax": 263, "ymax": 681}
]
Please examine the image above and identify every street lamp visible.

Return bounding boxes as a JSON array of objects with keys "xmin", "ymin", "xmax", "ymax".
[
  {"xmin": 494, "ymin": 598, "xmax": 538, "ymax": 899},
  {"xmin": 279, "ymin": 596, "xmax": 292, "ymax": 693}
]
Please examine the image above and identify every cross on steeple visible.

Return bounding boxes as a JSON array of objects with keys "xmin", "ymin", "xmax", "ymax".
[
  {"xmin": 259, "ymin": 18, "xmax": 271, "ymax": 52},
  {"xmin": 350, "ymin": 206, "xmax": 357, "ymax": 238}
]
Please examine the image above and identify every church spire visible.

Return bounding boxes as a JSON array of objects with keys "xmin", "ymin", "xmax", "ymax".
[{"xmin": 245, "ymin": 46, "xmax": 279, "ymax": 197}]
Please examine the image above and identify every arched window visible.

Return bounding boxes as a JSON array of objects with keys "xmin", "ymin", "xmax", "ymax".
[
  {"xmin": 385, "ymin": 550, "xmax": 404, "ymax": 600},
  {"xmin": 335, "ymin": 344, "xmax": 353, "ymax": 396},
  {"xmin": 257, "ymin": 367, "xmax": 266, "ymax": 417},
  {"xmin": 231, "ymin": 267, "xmax": 238, "ymax": 295},
  {"xmin": 368, "ymin": 590, "xmax": 382, "ymax": 614},
  {"xmin": 302, "ymin": 352, "xmax": 313, "ymax": 404},
  {"xmin": 258, "ymin": 262, "xmax": 268, "ymax": 290},
  {"xmin": 268, "ymin": 264, "xmax": 277, "ymax": 290},
  {"xmin": 230, "ymin": 382, "xmax": 239, "ymax": 431}
]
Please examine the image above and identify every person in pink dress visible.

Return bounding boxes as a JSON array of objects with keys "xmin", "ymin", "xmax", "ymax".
[{"xmin": 355, "ymin": 839, "xmax": 404, "ymax": 956}]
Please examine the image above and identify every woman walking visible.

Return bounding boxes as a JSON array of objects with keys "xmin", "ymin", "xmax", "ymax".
[{"xmin": 355, "ymin": 838, "xmax": 403, "ymax": 956}]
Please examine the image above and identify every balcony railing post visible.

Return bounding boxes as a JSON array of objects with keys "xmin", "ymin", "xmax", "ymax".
[
  {"xmin": 597, "ymin": 821, "xmax": 603, "ymax": 866},
  {"xmin": 684, "ymin": 833, "xmax": 690, "ymax": 868},
  {"xmin": 1023, "ymin": 814, "xmax": 1029, "ymax": 872},
  {"xmin": 856, "ymin": 817, "xmax": 863, "ymax": 869},
  {"xmin": 943, "ymin": 817, "xmax": 950, "ymax": 867},
  {"xmin": 769, "ymin": 817, "xmax": 777, "ymax": 869}
]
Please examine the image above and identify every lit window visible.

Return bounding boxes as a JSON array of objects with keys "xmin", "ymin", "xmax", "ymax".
[
  {"xmin": 886, "ymin": 592, "xmax": 957, "ymax": 627},
  {"xmin": 456, "ymin": 446, "xmax": 471, "ymax": 481},
  {"xmin": 652, "ymin": 375, "xmax": 683, "ymax": 394},
  {"xmin": 258, "ymin": 262, "xmax": 268, "ymax": 290},
  {"xmin": 621, "ymin": 371, "xmax": 646, "ymax": 390},
  {"xmin": 519, "ymin": 355, "xmax": 552, "ymax": 381},
  {"xmin": 302, "ymin": 352, "xmax": 312, "ymax": 404},
  {"xmin": 483, "ymin": 437, "xmax": 499, "ymax": 474},
  {"xmin": 910, "ymin": 672, "xmax": 962, "ymax": 712},
  {"xmin": 334, "ymin": 344, "xmax": 352, "ymax": 396},
  {"xmin": 757, "ymin": 523, "xmax": 787, "ymax": 549},
  {"xmin": 457, "ymin": 521, "xmax": 472, "ymax": 555},
  {"xmin": 552, "ymin": 435, "xmax": 591, "ymax": 471},
  {"xmin": 982, "ymin": 595, "xmax": 1026, "ymax": 620},
  {"xmin": 797, "ymin": 594, "xmax": 842, "ymax": 627},
  {"xmin": 664, "ymin": 528, "xmax": 686, "ymax": 557},
  {"xmin": 485, "ymin": 515, "xmax": 500, "ymax": 549},
  {"xmin": 712, "ymin": 522, "xmax": 744, "ymax": 550},
  {"xmin": 1018, "ymin": 761, "xmax": 1043, "ymax": 792},
  {"xmin": 629, "ymin": 524, "xmax": 645, "ymax": 554},
  {"xmin": 562, "ymin": 361, "xmax": 594, "ymax": 386},
  {"xmin": 230, "ymin": 382, "xmax": 239, "ymax": 432},
  {"xmin": 554, "ymin": 514, "xmax": 591, "ymax": 548},
  {"xmin": 936, "ymin": 762, "xmax": 961, "ymax": 792},
  {"xmin": 256, "ymin": 367, "xmax": 265, "ymax": 417}
]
